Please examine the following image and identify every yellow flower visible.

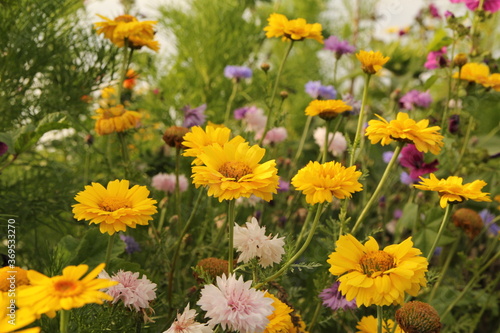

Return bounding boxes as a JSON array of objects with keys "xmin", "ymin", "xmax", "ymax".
[
  {"xmin": 99, "ymin": 86, "xmax": 119, "ymax": 108},
  {"xmin": 93, "ymin": 105, "xmax": 142, "ymax": 136},
  {"xmin": 264, "ymin": 13, "xmax": 323, "ymax": 43},
  {"xmin": 304, "ymin": 100, "xmax": 352, "ymax": 120},
  {"xmin": 482, "ymin": 73, "xmax": 500, "ymax": 91},
  {"xmin": 453, "ymin": 62, "xmax": 489, "ymax": 84},
  {"xmin": 16, "ymin": 264, "xmax": 117, "ymax": 315},
  {"xmin": 191, "ymin": 140, "xmax": 279, "ymax": 202},
  {"xmin": 72, "ymin": 179, "xmax": 158, "ymax": 235},
  {"xmin": 356, "ymin": 50, "xmax": 390, "ymax": 74},
  {"xmin": 365, "ymin": 112, "xmax": 444, "ymax": 155},
  {"xmin": 0, "ymin": 267, "xmax": 30, "ymax": 293},
  {"xmin": 182, "ymin": 125, "xmax": 245, "ymax": 165},
  {"xmin": 264, "ymin": 293, "xmax": 294, "ymax": 333},
  {"xmin": 0, "ymin": 292, "xmax": 40, "ymax": 333},
  {"xmin": 327, "ymin": 235, "xmax": 428, "ymax": 307},
  {"xmin": 289, "ymin": 313, "xmax": 308, "ymax": 333},
  {"xmin": 414, "ymin": 173, "xmax": 492, "ymax": 208},
  {"xmin": 291, "ymin": 161, "xmax": 363, "ymax": 205},
  {"xmin": 94, "ymin": 14, "xmax": 159, "ymax": 51},
  {"xmin": 495, "ymin": 195, "xmax": 500, "ymax": 210},
  {"xmin": 356, "ymin": 315, "xmax": 403, "ymax": 333}
]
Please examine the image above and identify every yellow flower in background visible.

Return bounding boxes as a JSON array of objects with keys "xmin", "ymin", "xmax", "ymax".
[
  {"xmin": 0, "ymin": 292, "xmax": 39, "ymax": 333},
  {"xmin": 356, "ymin": 315, "xmax": 403, "ymax": 333},
  {"xmin": 304, "ymin": 100, "xmax": 352, "ymax": 120},
  {"xmin": 191, "ymin": 140, "xmax": 279, "ymax": 202},
  {"xmin": 453, "ymin": 62, "xmax": 489, "ymax": 84},
  {"xmin": 495, "ymin": 195, "xmax": 500, "ymax": 210},
  {"xmin": 93, "ymin": 105, "xmax": 141, "ymax": 136},
  {"xmin": 264, "ymin": 293, "xmax": 294, "ymax": 333},
  {"xmin": 365, "ymin": 112, "xmax": 444, "ymax": 155},
  {"xmin": 72, "ymin": 179, "xmax": 158, "ymax": 235},
  {"xmin": 483, "ymin": 73, "xmax": 500, "ymax": 91},
  {"xmin": 291, "ymin": 161, "xmax": 362, "ymax": 205},
  {"xmin": 264, "ymin": 13, "xmax": 323, "ymax": 43},
  {"xmin": 182, "ymin": 125, "xmax": 245, "ymax": 165},
  {"xmin": 16, "ymin": 264, "xmax": 117, "ymax": 315},
  {"xmin": 0, "ymin": 266, "xmax": 30, "ymax": 292},
  {"xmin": 414, "ymin": 174, "xmax": 491, "ymax": 208},
  {"xmin": 327, "ymin": 235, "xmax": 428, "ymax": 307},
  {"xmin": 94, "ymin": 14, "xmax": 159, "ymax": 51},
  {"xmin": 99, "ymin": 86, "xmax": 119, "ymax": 108},
  {"xmin": 356, "ymin": 50, "xmax": 390, "ymax": 74}
]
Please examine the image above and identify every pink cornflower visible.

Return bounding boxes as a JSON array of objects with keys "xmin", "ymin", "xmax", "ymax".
[
  {"xmin": 313, "ymin": 127, "xmax": 347, "ymax": 157},
  {"xmin": 243, "ymin": 106, "xmax": 267, "ymax": 133},
  {"xmin": 151, "ymin": 173, "xmax": 189, "ymax": 193},
  {"xmin": 258, "ymin": 127, "xmax": 288, "ymax": 145},
  {"xmin": 233, "ymin": 217, "xmax": 285, "ymax": 267},
  {"xmin": 99, "ymin": 270, "xmax": 157, "ymax": 311},
  {"xmin": 197, "ymin": 274, "xmax": 274, "ymax": 333},
  {"xmin": 451, "ymin": 0, "xmax": 500, "ymax": 12},
  {"xmin": 164, "ymin": 304, "xmax": 212, "ymax": 333},
  {"xmin": 425, "ymin": 47, "xmax": 447, "ymax": 69}
]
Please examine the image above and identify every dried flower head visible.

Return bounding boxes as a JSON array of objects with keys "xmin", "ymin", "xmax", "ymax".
[
  {"xmin": 452, "ymin": 208, "xmax": 484, "ymax": 239},
  {"xmin": 395, "ymin": 301, "xmax": 441, "ymax": 333}
]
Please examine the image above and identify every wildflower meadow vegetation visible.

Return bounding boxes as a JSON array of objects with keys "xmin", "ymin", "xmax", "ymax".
[{"xmin": 2, "ymin": 0, "xmax": 500, "ymax": 332}]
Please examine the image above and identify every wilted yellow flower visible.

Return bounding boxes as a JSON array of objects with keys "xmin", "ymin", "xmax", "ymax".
[
  {"xmin": 482, "ymin": 73, "xmax": 500, "ymax": 91},
  {"xmin": 264, "ymin": 13, "xmax": 323, "ymax": 43},
  {"xmin": 365, "ymin": 112, "xmax": 444, "ymax": 155},
  {"xmin": 304, "ymin": 100, "xmax": 352, "ymax": 120},
  {"xmin": 356, "ymin": 50, "xmax": 390, "ymax": 74},
  {"xmin": 356, "ymin": 315, "xmax": 403, "ymax": 333},
  {"xmin": 414, "ymin": 174, "xmax": 491, "ymax": 208},
  {"xmin": 291, "ymin": 161, "xmax": 363, "ymax": 205},
  {"xmin": 328, "ymin": 235, "xmax": 428, "ymax": 307},
  {"xmin": 453, "ymin": 62, "xmax": 489, "ymax": 84},
  {"xmin": 72, "ymin": 179, "xmax": 158, "ymax": 235},
  {"xmin": 94, "ymin": 14, "xmax": 159, "ymax": 51},
  {"xmin": 93, "ymin": 105, "xmax": 141, "ymax": 136}
]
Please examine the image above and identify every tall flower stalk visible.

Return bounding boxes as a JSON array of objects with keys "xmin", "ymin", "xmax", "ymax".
[
  {"xmin": 426, "ymin": 205, "xmax": 452, "ymax": 261},
  {"xmin": 349, "ymin": 73, "xmax": 371, "ymax": 167}
]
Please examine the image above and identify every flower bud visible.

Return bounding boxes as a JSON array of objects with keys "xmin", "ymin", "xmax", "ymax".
[
  {"xmin": 396, "ymin": 301, "xmax": 441, "ymax": 333},
  {"xmin": 280, "ymin": 90, "xmax": 289, "ymax": 99},
  {"xmin": 162, "ymin": 126, "xmax": 189, "ymax": 149},
  {"xmin": 452, "ymin": 208, "xmax": 483, "ymax": 239},
  {"xmin": 260, "ymin": 63, "xmax": 270, "ymax": 72},
  {"xmin": 453, "ymin": 53, "xmax": 468, "ymax": 68},
  {"xmin": 194, "ymin": 257, "xmax": 229, "ymax": 283}
]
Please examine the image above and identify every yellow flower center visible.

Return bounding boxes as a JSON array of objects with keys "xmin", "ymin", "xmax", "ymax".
[
  {"xmin": 103, "ymin": 106, "xmax": 126, "ymax": 119},
  {"xmin": 115, "ymin": 15, "xmax": 135, "ymax": 23},
  {"xmin": 359, "ymin": 251, "xmax": 395, "ymax": 276},
  {"xmin": 53, "ymin": 279, "xmax": 83, "ymax": 297},
  {"xmin": 99, "ymin": 197, "xmax": 131, "ymax": 212},
  {"xmin": 219, "ymin": 161, "xmax": 252, "ymax": 181}
]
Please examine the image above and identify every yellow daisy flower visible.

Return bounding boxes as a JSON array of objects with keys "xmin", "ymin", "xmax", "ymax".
[
  {"xmin": 327, "ymin": 235, "xmax": 428, "ymax": 307},
  {"xmin": 94, "ymin": 14, "xmax": 159, "ymax": 51},
  {"xmin": 264, "ymin": 293, "xmax": 294, "ymax": 333},
  {"xmin": 495, "ymin": 195, "xmax": 500, "ymax": 211},
  {"xmin": 453, "ymin": 62, "xmax": 489, "ymax": 84},
  {"xmin": 0, "ymin": 266, "xmax": 30, "ymax": 292},
  {"xmin": 191, "ymin": 140, "xmax": 279, "ymax": 202},
  {"xmin": 289, "ymin": 313, "xmax": 309, "ymax": 333},
  {"xmin": 291, "ymin": 161, "xmax": 363, "ymax": 205},
  {"xmin": 72, "ymin": 179, "xmax": 158, "ymax": 235},
  {"xmin": 356, "ymin": 315, "xmax": 403, "ymax": 333},
  {"xmin": 365, "ymin": 112, "xmax": 444, "ymax": 155},
  {"xmin": 264, "ymin": 13, "xmax": 323, "ymax": 43},
  {"xmin": 482, "ymin": 73, "xmax": 500, "ymax": 91},
  {"xmin": 356, "ymin": 50, "xmax": 390, "ymax": 75},
  {"xmin": 93, "ymin": 105, "xmax": 142, "ymax": 136},
  {"xmin": 182, "ymin": 125, "xmax": 245, "ymax": 165},
  {"xmin": 1, "ymin": 292, "xmax": 39, "ymax": 333},
  {"xmin": 414, "ymin": 173, "xmax": 491, "ymax": 208},
  {"xmin": 304, "ymin": 100, "xmax": 352, "ymax": 120},
  {"xmin": 16, "ymin": 264, "xmax": 117, "ymax": 315}
]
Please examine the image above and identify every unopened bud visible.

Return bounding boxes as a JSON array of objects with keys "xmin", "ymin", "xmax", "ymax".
[
  {"xmin": 162, "ymin": 126, "xmax": 189, "ymax": 149},
  {"xmin": 280, "ymin": 91, "xmax": 288, "ymax": 99},
  {"xmin": 453, "ymin": 53, "xmax": 468, "ymax": 67},
  {"xmin": 260, "ymin": 63, "xmax": 270, "ymax": 72}
]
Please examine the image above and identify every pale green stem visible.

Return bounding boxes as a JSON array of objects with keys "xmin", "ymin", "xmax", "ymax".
[
  {"xmin": 104, "ymin": 233, "xmax": 117, "ymax": 267},
  {"xmin": 60, "ymin": 309, "xmax": 70, "ymax": 333},
  {"xmin": 292, "ymin": 115, "xmax": 313, "ymax": 167},
  {"xmin": 227, "ymin": 199, "xmax": 236, "ymax": 273},
  {"xmin": 259, "ymin": 41, "xmax": 294, "ymax": 146},
  {"xmin": 116, "ymin": 39, "xmax": 131, "ymax": 104},
  {"xmin": 293, "ymin": 205, "xmax": 315, "ymax": 252},
  {"xmin": 308, "ymin": 301, "xmax": 322, "ymax": 332},
  {"xmin": 351, "ymin": 143, "xmax": 404, "ymax": 235},
  {"xmin": 157, "ymin": 204, "xmax": 168, "ymax": 232},
  {"xmin": 454, "ymin": 114, "xmax": 473, "ymax": 175},
  {"xmin": 440, "ymin": 34, "xmax": 456, "ymax": 133},
  {"xmin": 426, "ymin": 204, "xmax": 453, "ymax": 262},
  {"xmin": 469, "ymin": 0, "xmax": 485, "ymax": 55},
  {"xmin": 333, "ymin": 57, "xmax": 339, "ymax": 86},
  {"xmin": 428, "ymin": 237, "xmax": 459, "ymax": 302},
  {"xmin": 255, "ymin": 202, "xmax": 325, "ymax": 289},
  {"xmin": 117, "ymin": 132, "xmax": 130, "ymax": 177},
  {"xmin": 175, "ymin": 147, "xmax": 182, "ymax": 224},
  {"xmin": 377, "ymin": 306, "xmax": 383, "ymax": 333},
  {"xmin": 321, "ymin": 119, "xmax": 332, "ymax": 163},
  {"xmin": 224, "ymin": 81, "xmax": 239, "ymax": 124},
  {"xmin": 349, "ymin": 73, "xmax": 371, "ymax": 167}
]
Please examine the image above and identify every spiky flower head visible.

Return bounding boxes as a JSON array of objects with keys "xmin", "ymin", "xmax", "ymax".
[
  {"xmin": 195, "ymin": 257, "xmax": 229, "ymax": 283},
  {"xmin": 395, "ymin": 301, "xmax": 441, "ymax": 333}
]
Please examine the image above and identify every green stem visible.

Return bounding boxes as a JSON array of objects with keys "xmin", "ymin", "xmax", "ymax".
[
  {"xmin": 308, "ymin": 301, "xmax": 322, "ymax": 332},
  {"xmin": 175, "ymin": 147, "xmax": 182, "ymax": 224},
  {"xmin": 321, "ymin": 119, "xmax": 332, "ymax": 163},
  {"xmin": 255, "ymin": 202, "xmax": 325, "ymax": 289},
  {"xmin": 293, "ymin": 205, "xmax": 315, "ymax": 251},
  {"xmin": 227, "ymin": 199, "xmax": 236, "ymax": 273},
  {"xmin": 349, "ymin": 73, "xmax": 371, "ymax": 167},
  {"xmin": 104, "ymin": 233, "xmax": 117, "ymax": 267},
  {"xmin": 116, "ymin": 39, "xmax": 131, "ymax": 104},
  {"xmin": 59, "ymin": 309, "xmax": 70, "ymax": 333},
  {"xmin": 454, "ymin": 115, "xmax": 473, "ymax": 175},
  {"xmin": 157, "ymin": 203, "xmax": 168, "ymax": 232},
  {"xmin": 351, "ymin": 143, "xmax": 404, "ymax": 235},
  {"xmin": 377, "ymin": 306, "xmax": 383, "ymax": 333},
  {"xmin": 224, "ymin": 81, "xmax": 239, "ymax": 124},
  {"xmin": 259, "ymin": 41, "xmax": 294, "ymax": 146},
  {"xmin": 440, "ymin": 33, "xmax": 456, "ymax": 133},
  {"xmin": 426, "ymin": 204, "xmax": 452, "ymax": 262},
  {"xmin": 117, "ymin": 132, "xmax": 130, "ymax": 177},
  {"xmin": 333, "ymin": 58, "xmax": 339, "ymax": 86},
  {"xmin": 292, "ymin": 115, "xmax": 313, "ymax": 168},
  {"xmin": 428, "ymin": 237, "xmax": 459, "ymax": 302}
]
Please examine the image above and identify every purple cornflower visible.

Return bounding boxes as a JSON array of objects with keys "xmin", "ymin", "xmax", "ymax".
[
  {"xmin": 234, "ymin": 106, "xmax": 252, "ymax": 120},
  {"xmin": 393, "ymin": 209, "xmax": 403, "ymax": 220},
  {"xmin": 342, "ymin": 93, "xmax": 361, "ymax": 115},
  {"xmin": 324, "ymin": 36, "xmax": 356, "ymax": 59},
  {"xmin": 479, "ymin": 209, "xmax": 500, "ymax": 236},
  {"xmin": 399, "ymin": 90, "xmax": 433, "ymax": 110},
  {"xmin": 304, "ymin": 81, "xmax": 337, "ymax": 100},
  {"xmin": 425, "ymin": 47, "xmax": 447, "ymax": 69},
  {"xmin": 182, "ymin": 104, "xmax": 207, "ymax": 128},
  {"xmin": 399, "ymin": 144, "xmax": 439, "ymax": 180},
  {"xmin": 383, "ymin": 151, "xmax": 395, "ymax": 163},
  {"xmin": 278, "ymin": 179, "xmax": 290, "ymax": 192},
  {"xmin": 400, "ymin": 171, "xmax": 415, "ymax": 185},
  {"xmin": 319, "ymin": 281, "xmax": 357, "ymax": 311},
  {"xmin": 119, "ymin": 234, "xmax": 141, "ymax": 254},
  {"xmin": 224, "ymin": 65, "xmax": 252, "ymax": 80},
  {"xmin": 0, "ymin": 142, "xmax": 8, "ymax": 156}
]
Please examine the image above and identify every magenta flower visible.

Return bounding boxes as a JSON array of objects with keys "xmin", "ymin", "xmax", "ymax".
[
  {"xmin": 324, "ymin": 36, "xmax": 356, "ymax": 58},
  {"xmin": 224, "ymin": 65, "xmax": 252, "ymax": 80},
  {"xmin": 399, "ymin": 144, "xmax": 439, "ymax": 180},
  {"xmin": 0, "ymin": 142, "xmax": 8, "ymax": 156},
  {"xmin": 451, "ymin": 0, "xmax": 500, "ymax": 13},
  {"xmin": 183, "ymin": 104, "xmax": 207, "ymax": 128},
  {"xmin": 425, "ymin": 47, "xmax": 447, "ymax": 69},
  {"xmin": 304, "ymin": 81, "xmax": 337, "ymax": 100},
  {"xmin": 319, "ymin": 281, "xmax": 357, "ymax": 311},
  {"xmin": 399, "ymin": 90, "xmax": 433, "ymax": 110},
  {"xmin": 429, "ymin": 4, "xmax": 441, "ymax": 18}
]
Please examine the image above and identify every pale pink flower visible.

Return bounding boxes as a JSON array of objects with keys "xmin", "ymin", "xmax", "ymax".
[
  {"xmin": 152, "ymin": 173, "xmax": 189, "ymax": 193},
  {"xmin": 164, "ymin": 304, "xmax": 213, "ymax": 333},
  {"xmin": 313, "ymin": 127, "xmax": 347, "ymax": 157},
  {"xmin": 99, "ymin": 270, "xmax": 157, "ymax": 311},
  {"xmin": 243, "ymin": 107, "xmax": 267, "ymax": 133},
  {"xmin": 233, "ymin": 217, "xmax": 285, "ymax": 267},
  {"xmin": 197, "ymin": 274, "xmax": 274, "ymax": 333},
  {"xmin": 259, "ymin": 127, "xmax": 288, "ymax": 145}
]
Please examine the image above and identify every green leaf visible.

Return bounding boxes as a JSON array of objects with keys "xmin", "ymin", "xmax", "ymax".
[
  {"xmin": 427, "ymin": 29, "xmax": 453, "ymax": 52},
  {"xmin": 424, "ymin": 74, "xmax": 439, "ymax": 90},
  {"xmin": 69, "ymin": 228, "xmax": 125, "ymax": 267},
  {"xmin": 396, "ymin": 202, "xmax": 418, "ymax": 235}
]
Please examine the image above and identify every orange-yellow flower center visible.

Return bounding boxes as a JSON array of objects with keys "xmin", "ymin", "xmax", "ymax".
[
  {"xmin": 115, "ymin": 15, "xmax": 135, "ymax": 23},
  {"xmin": 99, "ymin": 197, "xmax": 131, "ymax": 212},
  {"xmin": 102, "ymin": 106, "xmax": 126, "ymax": 119},
  {"xmin": 359, "ymin": 251, "xmax": 395, "ymax": 276},
  {"xmin": 219, "ymin": 161, "xmax": 252, "ymax": 181},
  {"xmin": 53, "ymin": 279, "xmax": 83, "ymax": 297}
]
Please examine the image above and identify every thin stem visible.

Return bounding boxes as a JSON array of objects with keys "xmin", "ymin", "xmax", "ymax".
[
  {"xmin": 428, "ymin": 237, "xmax": 459, "ymax": 302},
  {"xmin": 104, "ymin": 233, "xmax": 117, "ymax": 268},
  {"xmin": 175, "ymin": 147, "xmax": 182, "ymax": 224},
  {"xmin": 259, "ymin": 41, "xmax": 294, "ymax": 146},
  {"xmin": 224, "ymin": 81, "xmax": 239, "ymax": 124},
  {"xmin": 321, "ymin": 119, "xmax": 332, "ymax": 163},
  {"xmin": 333, "ymin": 58, "xmax": 339, "ymax": 85},
  {"xmin": 292, "ymin": 115, "xmax": 313, "ymax": 168},
  {"xmin": 454, "ymin": 115, "xmax": 473, "ymax": 175},
  {"xmin": 377, "ymin": 306, "xmax": 383, "ymax": 333},
  {"xmin": 227, "ymin": 199, "xmax": 236, "ymax": 273},
  {"xmin": 60, "ymin": 309, "xmax": 70, "ymax": 333},
  {"xmin": 440, "ymin": 33, "xmax": 456, "ymax": 133},
  {"xmin": 351, "ymin": 143, "xmax": 404, "ymax": 235},
  {"xmin": 157, "ymin": 202, "xmax": 168, "ymax": 232},
  {"xmin": 293, "ymin": 205, "xmax": 315, "ymax": 251},
  {"xmin": 117, "ymin": 132, "xmax": 130, "ymax": 177},
  {"xmin": 116, "ymin": 39, "xmax": 131, "ymax": 104},
  {"xmin": 349, "ymin": 73, "xmax": 371, "ymax": 167},
  {"xmin": 308, "ymin": 301, "xmax": 322, "ymax": 332},
  {"xmin": 426, "ymin": 205, "xmax": 452, "ymax": 262}
]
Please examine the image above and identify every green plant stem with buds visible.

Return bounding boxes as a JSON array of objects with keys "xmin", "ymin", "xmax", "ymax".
[
  {"xmin": 227, "ymin": 199, "xmax": 236, "ymax": 273},
  {"xmin": 351, "ymin": 142, "xmax": 404, "ymax": 235},
  {"xmin": 426, "ymin": 204, "xmax": 452, "ymax": 262},
  {"xmin": 175, "ymin": 146, "xmax": 182, "ymax": 225},
  {"xmin": 440, "ymin": 33, "xmax": 457, "ymax": 133},
  {"xmin": 349, "ymin": 73, "xmax": 371, "ymax": 167}
]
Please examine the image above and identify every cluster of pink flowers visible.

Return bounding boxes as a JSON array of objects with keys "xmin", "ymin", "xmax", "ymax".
[{"xmin": 313, "ymin": 127, "xmax": 347, "ymax": 157}]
